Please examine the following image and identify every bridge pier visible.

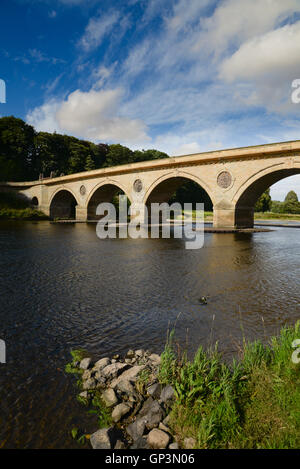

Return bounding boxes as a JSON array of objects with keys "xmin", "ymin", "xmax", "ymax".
[
  {"xmin": 76, "ymin": 206, "xmax": 88, "ymax": 221},
  {"xmin": 213, "ymin": 208, "xmax": 235, "ymax": 228}
]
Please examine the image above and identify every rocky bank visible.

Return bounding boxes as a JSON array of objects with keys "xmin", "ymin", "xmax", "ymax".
[{"xmin": 71, "ymin": 348, "xmax": 194, "ymax": 450}]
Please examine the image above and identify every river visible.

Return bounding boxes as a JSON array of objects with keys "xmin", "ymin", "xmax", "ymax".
[{"xmin": 0, "ymin": 221, "xmax": 299, "ymax": 448}]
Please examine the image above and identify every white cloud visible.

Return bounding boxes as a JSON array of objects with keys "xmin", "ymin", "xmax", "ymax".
[
  {"xmin": 26, "ymin": 99, "xmax": 62, "ymax": 133},
  {"xmin": 78, "ymin": 10, "xmax": 121, "ymax": 52},
  {"xmin": 26, "ymin": 87, "xmax": 149, "ymax": 144},
  {"xmin": 270, "ymin": 175, "xmax": 300, "ymax": 201},
  {"xmin": 195, "ymin": 0, "xmax": 300, "ymax": 56},
  {"xmin": 220, "ymin": 22, "xmax": 300, "ymax": 83}
]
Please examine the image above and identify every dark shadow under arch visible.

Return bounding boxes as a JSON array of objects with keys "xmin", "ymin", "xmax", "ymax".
[
  {"xmin": 50, "ymin": 190, "xmax": 77, "ymax": 220},
  {"xmin": 145, "ymin": 176, "xmax": 213, "ymax": 220},
  {"xmin": 31, "ymin": 196, "xmax": 39, "ymax": 206},
  {"xmin": 87, "ymin": 184, "xmax": 127, "ymax": 220}
]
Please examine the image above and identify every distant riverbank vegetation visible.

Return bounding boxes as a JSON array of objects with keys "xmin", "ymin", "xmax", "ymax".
[{"xmin": 0, "ymin": 192, "xmax": 48, "ymax": 220}]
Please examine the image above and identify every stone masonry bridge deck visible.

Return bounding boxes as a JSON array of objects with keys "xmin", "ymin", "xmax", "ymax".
[{"xmin": 2, "ymin": 140, "xmax": 300, "ymax": 228}]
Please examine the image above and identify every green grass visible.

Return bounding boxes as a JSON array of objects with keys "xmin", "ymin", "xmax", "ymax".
[
  {"xmin": 254, "ymin": 211, "xmax": 300, "ymax": 221},
  {"xmin": 0, "ymin": 207, "xmax": 48, "ymax": 220},
  {"xmin": 161, "ymin": 323, "xmax": 300, "ymax": 449},
  {"xmin": 183, "ymin": 210, "xmax": 300, "ymax": 222}
]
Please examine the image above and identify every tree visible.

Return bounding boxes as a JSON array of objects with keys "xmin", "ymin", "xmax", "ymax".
[
  {"xmin": 283, "ymin": 190, "xmax": 300, "ymax": 214},
  {"xmin": 132, "ymin": 149, "xmax": 168, "ymax": 162},
  {"xmin": 104, "ymin": 144, "xmax": 133, "ymax": 167},
  {"xmin": 254, "ymin": 188, "xmax": 272, "ymax": 212},
  {"xmin": 0, "ymin": 116, "xmax": 36, "ymax": 181},
  {"xmin": 284, "ymin": 190, "xmax": 298, "ymax": 203},
  {"xmin": 85, "ymin": 154, "xmax": 95, "ymax": 171}
]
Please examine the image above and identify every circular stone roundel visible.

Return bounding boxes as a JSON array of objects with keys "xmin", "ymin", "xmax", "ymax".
[
  {"xmin": 217, "ymin": 171, "xmax": 232, "ymax": 189},
  {"xmin": 133, "ymin": 179, "xmax": 143, "ymax": 193},
  {"xmin": 80, "ymin": 185, "xmax": 86, "ymax": 196}
]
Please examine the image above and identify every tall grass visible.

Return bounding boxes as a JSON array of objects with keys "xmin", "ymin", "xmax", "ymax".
[{"xmin": 161, "ymin": 322, "xmax": 300, "ymax": 449}]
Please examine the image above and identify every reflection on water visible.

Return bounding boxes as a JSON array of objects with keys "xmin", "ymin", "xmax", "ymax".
[{"xmin": 0, "ymin": 221, "xmax": 299, "ymax": 448}]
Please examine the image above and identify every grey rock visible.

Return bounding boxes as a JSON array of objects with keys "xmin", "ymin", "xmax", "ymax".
[
  {"xmin": 135, "ymin": 349, "xmax": 144, "ymax": 357},
  {"xmin": 82, "ymin": 378, "xmax": 96, "ymax": 390},
  {"xmin": 110, "ymin": 365, "xmax": 145, "ymax": 388},
  {"xmin": 114, "ymin": 440, "xmax": 126, "ymax": 449},
  {"xmin": 147, "ymin": 429, "xmax": 170, "ymax": 449},
  {"xmin": 111, "ymin": 359, "xmax": 116, "ymax": 364},
  {"xmin": 139, "ymin": 397, "xmax": 164, "ymax": 429},
  {"xmin": 79, "ymin": 357, "xmax": 91, "ymax": 370},
  {"xmin": 159, "ymin": 422, "xmax": 171, "ymax": 434},
  {"xmin": 112, "ymin": 354, "xmax": 120, "ymax": 360},
  {"xmin": 184, "ymin": 437, "xmax": 196, "ymax": 449},
  {"xmin": 149, "ymin": 353, "xmax": 161, "ymax": 366},
  {"xmin": 94, "ymin": 371, "xmax": 106, "ymax": 384},
  {"xmin": 79, "ymin": 391, "xmax": 88, "ymax": 399},
  {"xmin": 101, "ymin": 388, "xmax": 118, "ymax": 407},
  {"xmin": 147, "ymin": 383, "xmax": 162, "ymax": 399},
  {"xmin": 169, "ymin": 442, "xmax": 179, "ymax": 449},
  {"xmin": 163, "ymin": 414, "xmax": 171, "ymax": 426},
  {"xmin": 93, "ymin": 357, "xmax": 110, "ymax": 371},
  {"xmin": 160, "ymin": 385, "xmax": 175, "ymax": 405},
  {"xmin": 102, "ymin": 362, "xmax": 128, "ymax": 379},
  {"xmin": 130, "ymin": 436, "xmax": 150, "ymax": 449},
  {"xmin": 126, "ymin": 417, "xmax": 147, "ymax": 441},
  {"xmin": 126, "ymin": 349, "xmax": 135, "ymax": 358},
  {"xmin": 90, "ymin": 428, "xmax": 112, "ymax": 449},
  {"xmin": 82, "ymin": 369, "xmax": 92, "ymax": 381},
  {"xmin": 116, "ymin": 379, "xmax": 135, "ymax": 395},
  {"xmin": 112, "ymin": 403, "xmax": 131, "ymax": 422}
]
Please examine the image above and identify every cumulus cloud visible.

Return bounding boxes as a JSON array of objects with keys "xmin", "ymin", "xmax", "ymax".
[
  {"xmin": 26, "ymin": 87, "xmax": 149, "ymax": 144},
  {"xmin": 220, "ymin": 22, "xmax": 300, "ymax": 83},
  {"xmin": 26, "ymin": 99, "xmax": 62, "ymax": 133}
]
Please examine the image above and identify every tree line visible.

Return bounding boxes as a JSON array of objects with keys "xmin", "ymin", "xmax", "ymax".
[
  {"xmin": 255, "ymin": 188, "xmax": 300, "ymax": 214},
  {"xmin": 0, "ymin": 116, "xmax": 169, "ymax": 182}
]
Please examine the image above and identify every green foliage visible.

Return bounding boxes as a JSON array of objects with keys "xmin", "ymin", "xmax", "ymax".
[
  {"xmin": 254, "ymin": 188, "xmax": 272, "ymax": 212},
  {"xmin": 158, "ymin": 329, "xmax": 178, "ymax": 385},
  {"xmin": 165, "ymin": 322, "xmax": 300, "ymax": 449},
  {"xmin": 0, "ymin": 116, "xmax": 168, "ymax": 182},
  {"xmin": 64, "ymin": 349, "xmax": 87, "ymax": 375},
  {"xmin": 89, "ymin": 392, "xmax": 113, "ymax": 429},
  {"xmin": 0, "ymin": 208, "xmax": 48, "ymax": 220},
  {"xmin": 270, "ymin": 191, "xmax": 300, "ymax": 215},
  {"xmin": 0, "ymin": 116, "xmax": 36, "ymax": 181}
]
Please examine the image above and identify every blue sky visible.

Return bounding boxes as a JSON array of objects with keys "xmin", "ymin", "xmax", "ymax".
[{"xmin": 1, "ymin": 0, "xmax": 300, "ymax": 200}]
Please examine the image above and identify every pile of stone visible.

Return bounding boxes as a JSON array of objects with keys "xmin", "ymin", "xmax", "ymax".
[{"xmin": 74, "ymin": 349, "xmax": 181, "ymax": 449}]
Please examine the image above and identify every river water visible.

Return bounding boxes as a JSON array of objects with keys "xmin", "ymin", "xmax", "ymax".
[{"xmin": 0, "ymin": 221, "xmax": 299, "ymax": 448}]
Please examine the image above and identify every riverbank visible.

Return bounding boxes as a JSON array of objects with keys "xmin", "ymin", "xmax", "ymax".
[
  {"xmin": 66, "ymin": 322, "xmax": 300, "ymax": 449},
  {"xmin": 0, "ymin": 192, "xmax": 48, "ymax": 220},
  {"xmin": 0, "ymin": 207, "xmax": 48, "ymax": 220},
  {"xmin": 185, "ymin": 210, "xmax": 300, "ymax": 222}
]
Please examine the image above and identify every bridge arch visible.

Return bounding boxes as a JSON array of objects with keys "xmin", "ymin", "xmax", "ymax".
[
  {"xmin": 143, "ymin": 171, "xmax": 216, "ymax": 208},
  {"xmin": 49, "ymin": 188, "xmax": 79, "ymax": 220},
  {"xmin": 86, "ymin": 180, "xmax": 131, "ymax": 220},
  {"xmin": 233, "ymin": 160, "xmax": 300, "ymax": 227},
  {"xmin": 31, "ymin": 196, "xmax": 39, "ymax": 206}
]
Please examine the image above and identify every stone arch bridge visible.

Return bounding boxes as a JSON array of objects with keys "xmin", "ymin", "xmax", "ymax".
[{"xmin": 3, "ymin": 140, "xmax": 300, "ymax": 228}]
